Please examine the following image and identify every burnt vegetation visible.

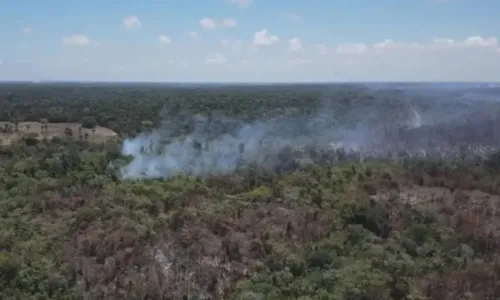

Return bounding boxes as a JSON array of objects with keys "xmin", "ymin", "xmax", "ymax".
[{"xmin": 1, "ymin": 82, "xmax": 500, "ymax": 299}]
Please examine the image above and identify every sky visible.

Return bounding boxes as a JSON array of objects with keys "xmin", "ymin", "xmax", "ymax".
[{"xmin": 1, "ymin": 0, "xmax": 500, "ymax": 82}]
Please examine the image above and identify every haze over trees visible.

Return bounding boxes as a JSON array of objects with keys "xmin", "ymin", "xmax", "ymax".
[{"xmin": 1, "ymin": 82, "xmax": 500, "ymax": 299}]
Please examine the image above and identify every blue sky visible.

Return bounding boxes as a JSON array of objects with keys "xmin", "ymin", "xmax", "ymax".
[{"xmin": 1, "ymin": 0, "xmax": 499, "ymax": 82}]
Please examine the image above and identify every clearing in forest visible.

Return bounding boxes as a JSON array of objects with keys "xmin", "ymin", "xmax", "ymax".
[{"xmin": 0, "ymin": 121, "xmax": 118, "ymax": 145}]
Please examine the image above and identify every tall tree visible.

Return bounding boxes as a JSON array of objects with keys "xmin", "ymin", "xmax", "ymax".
[
  {"xmin": 81, "ymin": 117, "xmax": 97, "ymax": 129},
  {"xmin": 40, "ymin": 118, "xmax": 48, "ymax": 134},
  {"xmin": 64, "ymin": 127, "xmax": 73, "ymax": 137}
]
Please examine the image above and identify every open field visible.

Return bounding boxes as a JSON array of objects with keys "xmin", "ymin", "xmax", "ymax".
[
  {"xmin": 0, "ymin": 121, "xmax": 118, "ymax": 145},
  {"xmin": 1, "ymin": 83, "xmax": 500, "ymax": 299}
]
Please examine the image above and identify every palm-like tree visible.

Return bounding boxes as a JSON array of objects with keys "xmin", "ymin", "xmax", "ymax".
[{"xmin": 40, "ymin": 118, "xmax": 48, "ymax": 134}]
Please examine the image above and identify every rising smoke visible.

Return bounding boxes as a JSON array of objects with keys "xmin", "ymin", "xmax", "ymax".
[
  {"xmin": 119, "ymin": 85, "xmax": 500, "ymax": 180},
  {"xmin": 120, "ymin": 114, "xmax": 365, "ymax": 179}
]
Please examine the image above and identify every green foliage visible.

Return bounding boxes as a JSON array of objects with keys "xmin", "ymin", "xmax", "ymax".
[
  {"xmin": 0, "ymin": 84, "xmax": 499, "ymax": 299},
  {"xmin": 245, "ymin": 185, "xmax": 273, "ymax": 201},
  {"xmin": 341, "ymin": 198, "xmax": 391, "ymax": 238},
  {"xmin": 80, "ymin": 116, "xmax": 97, "ymax": 129}
]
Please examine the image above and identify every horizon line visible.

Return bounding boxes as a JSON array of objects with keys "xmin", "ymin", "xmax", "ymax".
[{"xmin": 1, "ymin": 80, "xmax": 500, "ymax": 85}]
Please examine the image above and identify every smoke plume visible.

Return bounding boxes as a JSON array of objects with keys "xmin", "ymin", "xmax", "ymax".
[{"xmin": 119, "ymin": 85, "xmax": 500, "ymax": 180}]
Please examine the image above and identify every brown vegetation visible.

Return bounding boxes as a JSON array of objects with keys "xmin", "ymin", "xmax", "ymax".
[{"xmin": 2, "ymin": 83, "xmax": 500, "ymax": 299}]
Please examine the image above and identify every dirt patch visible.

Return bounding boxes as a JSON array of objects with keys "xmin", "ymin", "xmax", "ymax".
[
  {"xmin": 372, "ymin": 183, "xmax": 500, "ymax": 212},
  {"xmin": 0, "ymin": 121, "xmax": 118, "ymax": 145},
  {"xmin": 380, "ymin": 185, "xmax": 500, "ymax": 207}
]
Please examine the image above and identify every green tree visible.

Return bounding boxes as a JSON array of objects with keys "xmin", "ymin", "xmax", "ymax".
[
  {"xmin": 64, "ymin": 127, "xmax": 73, "ymax": 137},
  {"xmin": 81, "ymin": 116, "xmax": 97, "ymax": 129},
  {"xmin": 141, "ymin": 120, "xmax": 153, "ymax": 132}
]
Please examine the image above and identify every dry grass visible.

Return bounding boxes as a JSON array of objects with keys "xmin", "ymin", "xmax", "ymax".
[{"xmin": 0, "ymin": 121, "xmax": 118, "ymax": 145}]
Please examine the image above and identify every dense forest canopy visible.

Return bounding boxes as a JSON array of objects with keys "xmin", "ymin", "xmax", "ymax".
[
  {"xmin": 0, "ymin": 82, "xmax": 487, "ymax": 135},
  {"xmin": 1, "ymin": 82, "xmax": 500, "ymax": 299}
]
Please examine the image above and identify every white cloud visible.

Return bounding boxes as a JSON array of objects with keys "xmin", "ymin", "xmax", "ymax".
[
  {"xmin": 206, "ymin": 53, "xmax": 228, "ymax": 65},
  {"xmin": 463, "ymin": 36, "xmax": 498, "ymax": 47},
  {"xmin": 283, "ymin": 12, "xmax": 302, "ymax": 22},
  {"xmin": 288, "ymin": 37, "xmax": 302, "ymax": 52},
  {"xmin": 368, "ymin": 36, "xmax": 498, "ymax": 53},
  {"xmin": 323, "ymin": 36, "xmax": 499, "ymax": 57},
  {"xmin": 228, "ymin": 0, "xmax": 252, "ymax": 8},
  {"xmin": 158, "ymin": 35, "xmax": 172, "ymax": 44},
  {"xmin": 373, "ymin": 39, "xmax": 396, "ymax": 49},
  {"xmin": 427, "ymin": 36, "xmax": 498, "ymax": 49},
  {"xmin": 222, "ymin": 18, "xmax": 237, "ymax": 28},
  {"xmin": 123, "ymin": 15, "xmax": 141, "ymax": 30},
  {"xmin": 372, "ymin": 39, "xmax": 422, "ymax": 52},
  {"xmin": 21, "ymin": 27, "xmax": 33, "ymax": 35},
  {"xmin": 200, "ymin": 18, "xmax": 237, "ymax": 29},
  {"xmin": 200, "ymin": 17, "xmax": 217, "ymax": 29},
  {"xmin": 336, "ymin": 43, "xmax": 369, "ymax": 55},
  {"xmin": 188, "ymin": 31, "xmax": 200, "ymax": 42},
  {"xmin": 253, "ymin": 29, "xmax": 279, "ymax": 46},
  {"xmin": 4, "ymin": 32, "xmax": 500, "ymax": 82},
  {"xmin": 0, "ymin": 60, "xmax": 3, "ymax": 65},
  {"xmin": 62, "ymin": 34, "xmax": 92, "ymax": 46},
  {"xmin": 432, "ymin": 38, "xmax": 455, "ymax": 45}
]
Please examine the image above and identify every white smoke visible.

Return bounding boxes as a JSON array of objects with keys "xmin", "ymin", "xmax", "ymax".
[
  {"xmin": 118, "ymin": 86, "xmax": 500, "ymax": 180},
  {"xmin": 118, "ymin": 106, "xmax": 381, "ymax": 179},
  {"xmin": 408, "ymin": 106, "xmax": 422, "ymax": 128}
]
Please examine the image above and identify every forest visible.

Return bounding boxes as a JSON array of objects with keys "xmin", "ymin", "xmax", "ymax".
[{"xmin": 1, "ymin": 82, "xmax": 500, "ymax": 300}]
